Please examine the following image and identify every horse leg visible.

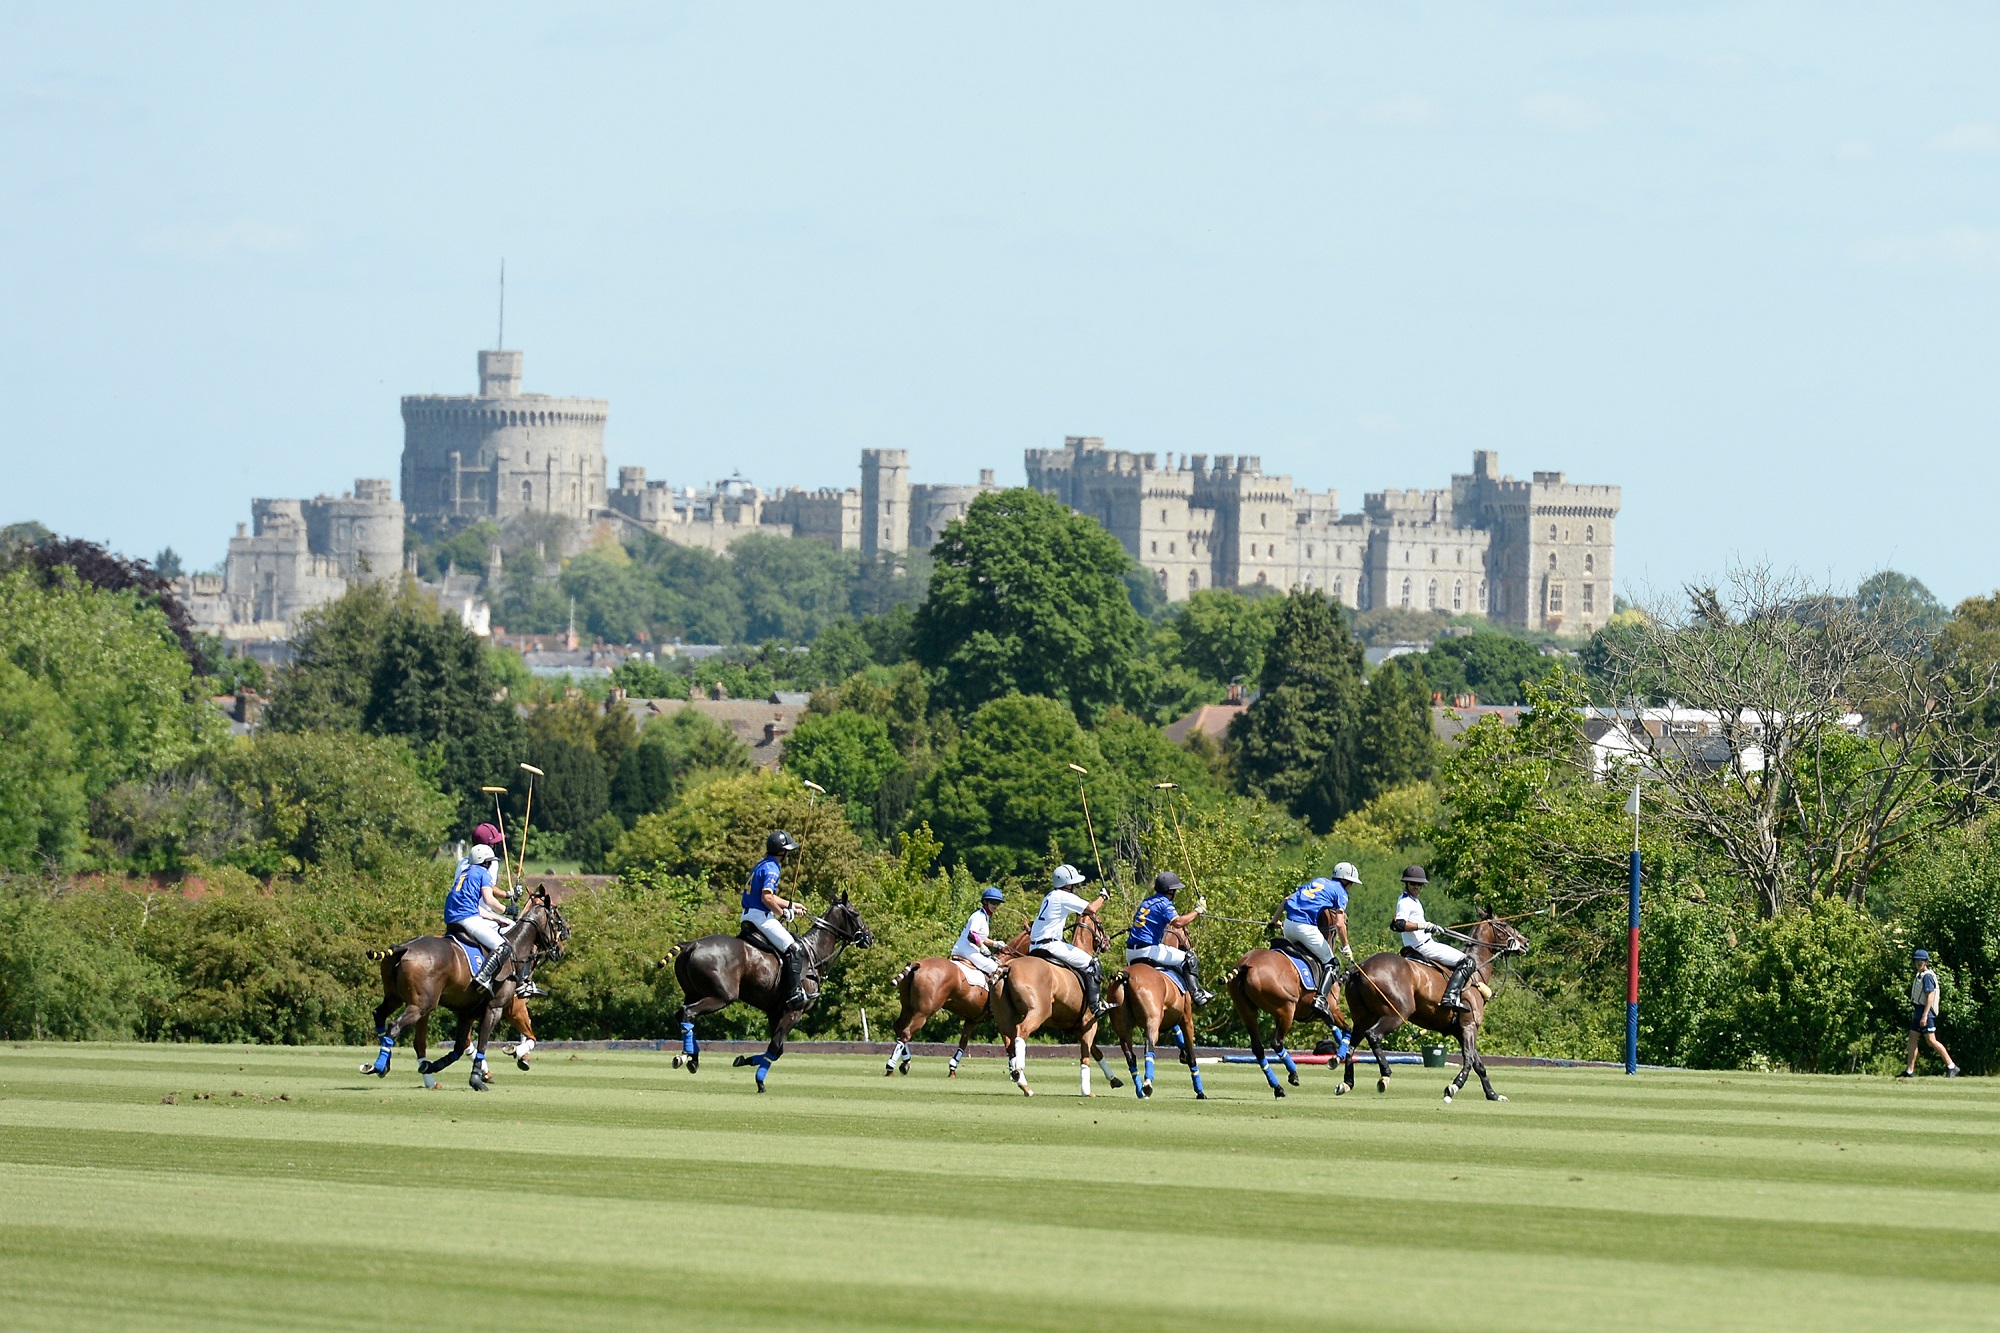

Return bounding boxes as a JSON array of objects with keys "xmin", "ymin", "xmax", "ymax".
[
  {"xmin": 888, "ymin": 974, "xmax": 929, "ymax": 1076},
  {"xmin": 673, "ymin": 996, "xmax": 727, "ymax": 1074},
  {"xmin": 1078, "ymin": 1015, "xmax": 1097, "ymax": 1098},
  {"xmin": 468, "ymin": 1004, "xmax": 502, "ymax": 1091},
  {"xmin": 949, "ymin": 1012, "xmax": 974, "ymax": 1079},
  {"xmin": 1368, "ymin": 1032, "xmax": 1392, "ymax": 1093},
  {"xmin": 1465, "ymin": 1023, "xmax": 1504, "ymax": 1102},
  {"xmin": 413, "ymin": 1013, "xmax": 439, "ymax": 1089},
  {"xmin": 735, "ymin": 1010, "xmax": 798, "ymax": 1092},
  {"xmin": 507, "ymin": 995, "xmax": 536, "ymax": 1070},
  {"xmin": 1274, "ymin": 1008, "xmax": 1300, "ymax": 1087},
  {"xmin": 367, "ymin": 999, "xmax": 424, "ymax": 1077},
  {"xmin": 1174, "ymin": 1020, "xmax": 1207, "ymax": 1099}
]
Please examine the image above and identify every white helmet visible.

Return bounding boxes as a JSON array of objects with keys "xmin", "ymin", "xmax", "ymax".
[
  {"xmin": 469, "ymin": 844, "xmax": 496, "ymax": 866},
  {"xmin": 1052, "ymin": 864, "xmax": 1086, "ymax": 890},
  {"xmin": 1331, "ymin": 861, "xmax": 1361, "ymax": 885}
]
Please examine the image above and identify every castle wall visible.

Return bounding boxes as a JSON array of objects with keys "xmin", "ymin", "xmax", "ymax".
[
  {"xmin": 909, "ymin": 472, "xmax": 999, "ymax": 550},
  {"xmin": 860, "ymin": 449, "xmax": 909, "ymax": 559},
  {"xmin": 401, "ymin": 350, "xmax": 608, "ymax": 527}
]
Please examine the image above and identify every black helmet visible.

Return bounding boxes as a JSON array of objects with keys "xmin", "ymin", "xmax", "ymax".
[
  {"xmin": 767, "ymin": 830, "xmax": 799, "ymax": 857},
  {"xmin": 1153, "ymin": 871, "xmax": 1184, "ymax": 895},
  {"xmin": 1401, "ymin": 864, "xmax": 1428, "ymax": 886}
]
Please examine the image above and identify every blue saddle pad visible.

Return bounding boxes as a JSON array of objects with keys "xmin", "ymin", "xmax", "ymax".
[
  {"xmin": 452, "ymin": 936, "xmax": 487, "ymax": 974},
  {"xmin": 1287, "ymin": 953, "xmax": 1314, "ymax": 991}
]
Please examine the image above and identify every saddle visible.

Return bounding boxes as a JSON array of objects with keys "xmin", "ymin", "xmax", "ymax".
[
  {"xmin": 1271, "ymin": 937, "xmax": 1330, "ymax": 991},
  {"xmin": 738, "ymin": 923, "xmax": 783, "ymax": 955},
  {"xmin": 1029, "ymin": 947, "xmax": 1092, "ymax": 986},
  {"xmin": 1400, "ymin": 946, "xmax": 1451, "ymax": 975}
]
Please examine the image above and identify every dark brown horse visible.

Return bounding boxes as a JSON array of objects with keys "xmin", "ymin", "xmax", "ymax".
[
  {"xmin": 989, "ymin": 913, "xmax": 1122, "ymax": 1098},
  {"xmin": 1107, "ymin": 922, "xmax": 1206, "ymax": 1099},
  {"xmin": 415, "ymin": 991, "xmax": 541, "ymax": 1089},
  {"xmin": 363, "ymin": 888, "xmax": 570, "ymax": 1090},
  {"xmin": 664, "ymin": 893, "xmax": 873, "ymax": 1092},
  {"xmin": 1341, "ymin": 908, "xmax": 1529, "ymax": 1103},
  {"xmin": 1226, "ymin": 912, "xmax": 1349, "ymax": 1099},
  {"xmin": 883, "ymin": 929, "xmax": 1030, "ymax": 1077}
]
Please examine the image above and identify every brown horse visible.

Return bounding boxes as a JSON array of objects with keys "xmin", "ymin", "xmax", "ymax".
[
  {"xmin": 664, "ymin": 893, "xmax": 873, "ymax": 1092},
  {"xmin": 1107, "ymin": 921, "xmax": 1206, "ymax": 1099},
  {"xmin": 414, "ymin": 992, "xmax": 540, "ymax": 1089},
  {"xmin": 1341, "ymin": 908, "xmax": 1529, "ymax": 1103},
  {"xmin": 363, "ymin": 888, "xmax": 570, "ymax": 1091},
  {"xmin": 989, "ymin": 913, "xmax": 1122, "ymax": 1098},
  {"xmin": 883, "ymin": 929, "xmax": 1031, "ymax": 1077},
  {"xmin": 1227, "ymin": 913, "xmax": 1349, "ymax": 1099}
]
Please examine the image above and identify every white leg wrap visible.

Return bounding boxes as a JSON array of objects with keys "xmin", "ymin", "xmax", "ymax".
[{"xmin": 1080, "ymin": 1062, "xmax": 1092, "ymax": 1096}]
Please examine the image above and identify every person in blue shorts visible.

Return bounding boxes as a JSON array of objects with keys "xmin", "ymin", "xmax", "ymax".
[
  {"xmin": 1125, "ymin": 871, "xmax": 1212, "ymax": 1007},
  {"xmin": 1280, "ymin": 864, "xmax": 1357, "ymax": 1021},
  {"xmin": 1899, "ymin": 949, "xmax": 1959, "ymax": 1078}
]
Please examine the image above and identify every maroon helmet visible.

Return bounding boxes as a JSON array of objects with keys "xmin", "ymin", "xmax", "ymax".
[{"xmin": 473, "ymin": 822, "xmax": 504, "ymax": 848}]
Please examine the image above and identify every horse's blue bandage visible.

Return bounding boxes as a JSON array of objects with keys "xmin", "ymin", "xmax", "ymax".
[
  {"xmin": 680, "ymin": 1021, "xmax": 697, "ymax": 1055},
  {"xmin": 1279, "ymin": 1049, "xmax": 1299, "ymax": 1076}
]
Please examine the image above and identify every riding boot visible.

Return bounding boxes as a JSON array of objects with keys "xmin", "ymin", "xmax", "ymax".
[
  {"xmin": 1311, "ymin": 962, "xmax": 1339, "ymax": 1021},
  {"xmin": 1083, "ymin": 960, "xmax": 1114, "ymax": 1017},
  {"xmin": 1184, "ymin": 953, "xmax": 1213, "ymax": 1008},
  {"xmin": 470, "ymin": 939, "xmax": 515, "ymax": 996},
  {"xmin": 778, "ymin": 945, "xmax": 809, "ymax": 1010},
  {"xmin": 1440, "ymin": 959, "xmax": 1476, "ymax": 1012}
]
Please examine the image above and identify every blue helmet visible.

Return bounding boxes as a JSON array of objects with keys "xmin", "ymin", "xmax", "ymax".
[{"xmin": 980, "ymin": 887, "xmax": 1005, "ymax": 905}]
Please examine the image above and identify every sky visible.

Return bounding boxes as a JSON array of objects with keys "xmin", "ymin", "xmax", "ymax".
[{"xmin": 3, "ymin": 3, "xmax": 1997, "ymax": 603}]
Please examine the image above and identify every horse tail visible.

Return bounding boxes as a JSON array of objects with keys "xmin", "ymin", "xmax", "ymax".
[
  {"xmin": 366, "ymin": 943, "xmax": 407, "ymax": 964},
  {"xmin": 895, "ymin": 961, "xmax": 920, "ymax": 988},
  {"xmin": 658, "ymin": 942, "xmax": 688, "ymax": 970}
]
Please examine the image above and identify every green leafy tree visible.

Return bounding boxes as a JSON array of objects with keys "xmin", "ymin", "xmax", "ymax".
[
  {"xmin": 1713, "ymin": 898, "xmax": 1898, "ymax": 1073},
  {"xmin": 609, "ymin": 659, "xmax": 688, "ymax": 699},
  {"xmin": 1357, "ymin": 656, "xmax": 1435, "ymax": 801},
  {"xmin": 912, "ymin": 489, "xmax": 1148, "ymax": 725},
  {"xmin": 561, "ymin": 541, "xmax": 658, "ymax": 644},
  {"xmin": 210, "ymin": 731, "xmax": 455, "ymax": 872},
  {"xmin": 730, "ymin": 533, "xmax": 858, "ymax": 643},
  {"xmin": 1164, "ymin": 589, "xmax": 1283, "ymax": 687},
  {"xmin": 611, "ymin": 770, "xmax": 866, "ymax": 898},
  {"xmin": 783, "ymin": 710, "xmax": 906, "ymax": 832},
  {"xmin": 510, "ymin": 737, "xmax": 609, "ymax": 836},
  {"xmin": 1856, "ymin": 569, "xmax": 1947, "ymax": 650},
  {"xmin": 914, "ymin": 694, "xmax": 1118, "ymax": 877},
  {"xmin": 1420, "ymin": 631, "xmax": 1549, "ymax": 706},
  {"xmin": 0, "ymin": 661, "xmax": 88, "ymax": 871},
  {"xmin": 609, "ymin": 710, "xmax": 752, "ymax": 825},
  {"xmin": 1228, "ymin": 589, "xmax": 1365, "ymax": 831},
  {"xmin": 1090, "ymin": 707, "xmax": 1220, "ymax": 814}
]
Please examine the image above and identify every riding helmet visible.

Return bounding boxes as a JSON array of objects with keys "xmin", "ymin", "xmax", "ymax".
[
  {"xmin": 767, "ymin": 830, "xmax": 800, "ymax": 857},
  {"xmin": 473, "ymin": 822, "xmax": 503, "ymax": 847},
  {"xmin": 1331, "ymin": 861, "xmax": 1361, "ymax": 885},
  {"xmin": 1401, "ymin": 864, "xmax": 1428, "ymax": 886},
  {"xmin": 468, "ymin": 843, "xmax": 496, "ymax": 865},
  {"xmin": 1051, "ymin": 863, "xmax": 1086, "ymax": 890},
  {"xmin": 1153, "ymin": 871, "xmax": 1183, "ymax": 895},
  {"xmin": 981, "ymin": 887, "xmax": 1006, "ymax": 905}
]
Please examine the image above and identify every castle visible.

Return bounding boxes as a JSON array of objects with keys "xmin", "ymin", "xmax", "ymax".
[{"xmin": 185, "ymin": 343, "xmax": 1620, "ymax": 641}]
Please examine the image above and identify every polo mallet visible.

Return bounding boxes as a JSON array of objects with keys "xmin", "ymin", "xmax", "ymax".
[
  {"xmin": 481, "ymin": 785, "xmax": 514, "ymax": 891},
  {"xmin": 802, "ymin": 779, "xmax": 826, "ymax": 809},
  {"xmin": 515, "ymin": 763, "xmax": 544, "ymax": 883},
  {"xmin": 1154, "ymin": 781, "xmax": 1203, "ymax": 908},
  {"xmin": 1068, "ymin": 762, "xmax": 1106, "ymax": 885}
]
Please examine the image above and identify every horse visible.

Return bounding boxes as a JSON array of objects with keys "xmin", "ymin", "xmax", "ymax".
[
  {"xmin": 883, "ymin": 929, "xmax": 1031, "ymax": 1077},
  {"xmin": 1226, "ymin": 910, "xmax": 1350, "ymax": 1099},
  {"xmin": 414, "ymin": 991, "xmax": 540, "ymax": 1089},
  {"xmin": 988, "ymin": 912, "xmax": 1125, "ymax": 1098},
  {"xmin": 1341, "ymin": 907, "xmax": 1530, "ymax": 1103},
  {"xmin": 663, "ymin": 892, "xmax": 873, "ymax": 1092},
  {"xmin": 1107, "ymin": 920, "xmax": 1206, "ymax": 1099},
  {"xmin": 362, "ymin": 888, "xmax": 570, "ymax": 1091}
]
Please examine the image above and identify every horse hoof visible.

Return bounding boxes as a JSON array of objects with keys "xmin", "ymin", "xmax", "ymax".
[
  {"xmin": 1443, "ymin": 1092, "xmax": 1454, "ymax": 1105},
  {"xmin": 756, "ymin": 1083, "xmax": 766, "ymax": 1094},
  {"xmin": 469, "ymin": 1074, "xmax": 487, "ymax": 1092},
  {"xmin": 732, "ymin": 1055, "xmax": 753, "ymax": 1068},
  {"xmin": 1490, "ymin": 1093, "xmax": 1508, "ymax": 1102},
  {"xmin": 1377, "ymin": 1079, "xmax": 1389, "ymax": 1093},
  {"xmin": 883, "ymin": 1064, "xmax": 895, "ymax": 1077},
  {"xmin": 899, "ymin": 1061, "xmax": 911, "ymax": 1075},
  {"xmin": 671, "ymin": 1053, "xmax": 684, "ymax": 1069},
  {"xmin": 1109, "ymin": 1076, "xmax": 1124, "ymax": 1089},
  {"xmin": 686, "ymin": 1056, "xmax": 699, "ymax": 1074},
  {"xmin": 1334, "ymin": 1083, "xmax": 1349, "ymax": 1096},
  {"xmin": 1287, "ymin": 1073, "xmax": 1301, "ymax": 1087},
  {"xmin": 422, "ymin": 1073, "xmax": 439, "ymax": 1089},
  {"xmin": 1021, "ymin": 1087, "xmax": 1034, "ymax": 1098},
  {"xmin": 946, "ymin": 1069, "xmax": 957, "ymax": 1080},
  {"xmin": 516, "ymin": 1058, "xmax": 530, "ymax": 1072},
  {"xmin": 1272, "ymin": 1086, "xmax": 1285, "ymax": 1099},
  {"xmin": 1195, "ymin": 1091, "xmax": 1208, "ymax": 1100}
]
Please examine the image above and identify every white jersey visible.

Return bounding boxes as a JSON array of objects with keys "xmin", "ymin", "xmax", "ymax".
[
  {"xmin": 1031, "ymin": 890, "xmax": 1091, "ymax": 946},
  {"xmin": 1394, "ymin": 893, "xmax": 1432, "ymax": 948},
  {"xmin": 953, "ymin": 909, "xmax": 993, "ymax": 959}
]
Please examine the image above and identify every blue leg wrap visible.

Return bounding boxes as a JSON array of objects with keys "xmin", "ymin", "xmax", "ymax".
[
  {"xmin": 680, "ymin": 1021, "xmax": 697, "ymax": 1056},
  {"xmin": 1260, "ymin": 1056, "xmax": 1282, "ymax": 1090},
  {"xmin": 753, "ymin": 1051, "xmax": 779, "ymax": 1086},
  {"xmin": 1336, "ymin": 1028, "xmax": 1352, "ymax": 1061},
  {"xmin": 1190, "ymin": 1067, "xmax": 1206, "ymax": 1094},
  {"xmin": 1279, "ymin": 1049, "xmax": 1299, "ymax": 1078},
  {"xmin": 1143, "ymin": 1051, "xmax": 1156, "ymax": 1084}
]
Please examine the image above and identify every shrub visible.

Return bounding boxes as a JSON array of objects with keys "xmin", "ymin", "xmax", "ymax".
[
  {"xmin": 1713, "ymin": 897, "xmax": 1900, "ymax": 1073},
  {"xmin": 0, "ymin": 885, "xmax": 164, "ymax": 1039},
  {"xmin": 611, "ymin": 770, "xmax": 868, "ymax": 899},
  {"xmin": 211, "ymin": 731, "xmax": 455, "ymax": 872}
]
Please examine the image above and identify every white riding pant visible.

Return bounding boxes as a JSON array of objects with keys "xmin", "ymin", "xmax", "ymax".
[
  {"xmin": 952, "ymin": 948, "xmax": 1000, "ymax": 977},
  {"xmin": 451, "ymin": 916, "xmax": 506, "ymax": 952},
  {"xmin": 742, "ymin": 909, "xmax": 796, "ymax": 952},
  {"xmin": 1410, "ymin": 938, "xmax": 1467, "ymax": 969},
  {"xmin": 1033, "ymin": 940, "xmax": 1093, "ymax": 971},
  {"xmin": 1281, "ymin": 920, "xmax": 1335, "ymax": 965},
  {"xmin": 1127, "ymin": 943, "xmax": 1188, "ymax": 969}
]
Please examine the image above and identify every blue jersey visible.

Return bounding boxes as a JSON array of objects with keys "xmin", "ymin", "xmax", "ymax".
[
  {"xmin": 1128, "ymin": 895, "xmax": 1179, "ymax": 948},
  {"xmin": 742, "ymin": 857, "xmax": 781, "ymax": 913},
  {"xmin": 445, "ymin": 860, "xmax": 494, "ymax": 924},
  {"xmin": 1283, "ymin": 878, "xmax": 1348, "ymax": 925}
]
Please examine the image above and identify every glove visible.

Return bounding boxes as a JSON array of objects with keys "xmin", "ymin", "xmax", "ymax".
[
  {"xmin": 1196, "ymin": 896, "xmax": 1208, "ymax": 914},
  {"xmin": 1342, "ymin": 945, "xmax": 1355, "ymax": 959}
]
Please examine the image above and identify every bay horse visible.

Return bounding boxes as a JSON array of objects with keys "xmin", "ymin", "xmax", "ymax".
[
  {"xmin": 883, "ymin": 929, "xmax": 1030, "ymax": 1077},
  {"xmin": 1107, "ymin": 920, "xmax": 1206, "ymax": 1099},
  {"xmin": 988, "ymin": 912, "xmax": 1124, "ymax": 1098},
  {"xmin": 1341, "ymin": 907, "xmax": 1529, "ymax": 1103},
  {"xmin": 363, "ymin": 888, "xmax": 569, "ymax": 1091},
  {"xmin": 414, "ymin": 991, "xmax": 540, "ymax": 1089},
  {"xmin": 1227, "ymin": 911, "xmax": 1349, "ymax": 1099},
  {"xmin": 663, "ymin": 892, "xmax": 873, "ymax": 1092}
]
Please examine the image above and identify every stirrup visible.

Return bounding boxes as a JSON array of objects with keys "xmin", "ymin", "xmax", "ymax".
[{"xmin": 515, "ymin": 980, "xmax": 544, "ymax": 999}]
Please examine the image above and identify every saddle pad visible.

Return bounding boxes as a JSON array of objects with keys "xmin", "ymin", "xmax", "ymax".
[
  {"xmin": 951, "ymin": 958, "xmax": 993, "ymax": 990},
  {"xmin": 452, "ymin": 936, "xmax": 487, "ymax": 974},
  {"xmin": 1270, "ymin": 939, "xmax": 1319, "ymax": 991}
]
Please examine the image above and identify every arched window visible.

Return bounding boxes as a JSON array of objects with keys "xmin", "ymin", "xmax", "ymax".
[
  {"xmin": 1586, "ymin": 524, "xmax": 1595, "ymax": 543},
  {"xmin": 1427, "ymin": 579, "xmax": 1439, "ymax": 609},
  {"xmin": 1453, "ymin": 581, "xmax": 1464, "ymax": 611},
  {"xmin": 1188, "ymin": 570, "xmax": 1200, "ymax": 590},
  {"xmin": 1256, "ymin": 571, "xmax": 1267, "ymax": 584},
  {"xmin": 1548, "ymin": 523, "xmax": 1558, "ymax": 542},
  {"xmin": 1400, "ymin": 577, "xmax": 1413, "ymax": 607},
  {"xmin": 1332, "ymin": 575, "xmax": 1344, "ymax": 603},
  {"xmin": 1548, "ymin": 552, "xmax": 1558, "ymax": 570},
  {"xmin": 1584, "ymin": 553, "xmax": 1595, "ymax": 573},
  {"xmin": 1259, "ymin": 512, "xmax": 1268, "ymax": 528},
  {"xmin": 1479, "ymin": 579, "xmax": 1489, "ymax": 611},
  {"xmin": 1150, "ymin": 541, "xmax": 1158, "ymax": 554},
  {"xmin": 522, "ymin": 480, "xmax": 533, "ymax": 506}
]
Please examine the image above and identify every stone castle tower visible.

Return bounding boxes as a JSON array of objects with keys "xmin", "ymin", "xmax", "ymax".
[{"xmin": 400, "ymin": 348, "xmax": 608, "ymax": 527}]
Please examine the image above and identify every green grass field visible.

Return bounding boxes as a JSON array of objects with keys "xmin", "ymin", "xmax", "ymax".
[{"xmin": 0, "ymin": 1044, "xmax": 1994, "ymax": 1330}]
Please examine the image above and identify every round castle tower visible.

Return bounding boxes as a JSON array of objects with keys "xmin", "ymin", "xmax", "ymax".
[{"xmin": 400, "ymin": 349, "xmax": 608, "ymax": 527}]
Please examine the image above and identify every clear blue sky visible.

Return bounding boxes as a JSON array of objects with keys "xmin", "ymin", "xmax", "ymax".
[{"xmin": 4, "ymin": 4, "xmax": 1997, "ymax": 603}]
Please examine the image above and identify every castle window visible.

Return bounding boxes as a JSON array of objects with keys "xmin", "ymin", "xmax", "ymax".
[
  {"xmin": 1188, "ymin": 570, "xmax": 1200, "ymax": 590},
  {"xmin": 1456, "ymin": 549, "xmax": 1463, "ymax": 564},
  {"xmin": 1582, "ymin": 583, "xmax": 1595, "ymax": 613},
  {"xmin": 523, "ymin": 480, "xmax": 533, "ymax": 506},
  {"xmin": 1548, "ymin": 582, "xmax": 1565, "ymax": 614},
  {"xmin": 1162, "ymin": 509, "xmax": 1167, "ymax": 522},
  {"xmin": 1256, "ymin": 571, "xmax": 1267, "ymax": 584},
  {"xmin": 1427, "ymin": 579, "xmax": 1438, "ymax": 609},
  {"xmin": 1479, "ymin": 579, "xmax": 1488, "ymax": 611},
  {"xmin": 1336, "ymin": 547, "xmax": 1342, "ymax": 560},
  {"xmin": 1564, "ymin": 528, "xmax": 1571, "ymax": 542},
  {"xmin": 1453, "ymin": 580, "xmax": 1464, "ymax": 611},
  {"xmin": 1306, "ymin": 545, "xmax": 1313, "ymax": 559},
  {"xmin": 1586, "ymin": 524, "xmax": 1595, "ymax": 543},
  {"xmin": 1169, "ymin": 542, "xmax": 1176, "ymax": 554},
  {"xmin": 1430, "ymin": 548, "xmax": 1438, "ymax": 564},
  {"xmin": 1260, "ymin": 513, "xmax": 1268, "ymax": 528},
  {"xmin": 1151, "ymin": 541, "xmax": 1158, "ymax": 555},
  {"xmin": 1549, "ymin": 553, "xmax": 1558, "ymax": 571},
  {"xmin": 1405, "ymin": 550, "xmax": 1411, "ymax": 563},
  {"xmin": 1332, "ymin": 575, "xmax": 1344, "ymax": 603},
  {"xmin": 440, "ymin": 477, "xmax": 451, "ymax": 502},
  {"xmin": 1400, "ymin": 577, "xmax": 1413, "ymax": 608},
  {"xmin": 1584, "ymin": 553, "xmax": 1595, "ymax": 573},
  {"xmin": 1548, "ymin": 524, "xmax": 1557, "ymax": 542}
]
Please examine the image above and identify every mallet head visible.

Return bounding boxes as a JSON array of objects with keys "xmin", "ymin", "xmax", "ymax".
[
  {"xmin": 519, "ymin": 763, "xmax": 545, "ymax": 777},
  {"xmin": 481, "ymin": 786, "xmax": 508, "ymax": 794},
  {"xmin": 1067, "ymin": 763, "xmax": 1089, "ymax": 776},
  {"xmin": 802, "ymin": 780, "xmax": 826, "ymax": 794}
]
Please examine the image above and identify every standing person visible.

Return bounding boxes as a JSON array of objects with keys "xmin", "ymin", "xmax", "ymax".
[
  {"xmin": 1391, "ymin": 865, "xmax": 1474, "ymax": 1012},
  {"xmin": 446, "ymin": 841, "xmax": 516, "ymax": 995},
  {"xmin": 1279, "ymin": 864, "xmax": 1358, "ymax": 1021},
  {"xmin": 952, "ymin": 887, "xmax": 1009, "ymax": 986},
  {"xmin": 1900, "ymin": 950, "xmax": 1960, "ymax": 1079},
  {"xmin": 1126, "ymin": 871, "xmax": 1213, "ymax": 1008},
  {"xmin": 1030, "ymin": 864, "xmax": 1115, "ymax": 1017},
  {"xmin": 741, "ymin": 830, "xmax": 810, "ymax": 1010}
]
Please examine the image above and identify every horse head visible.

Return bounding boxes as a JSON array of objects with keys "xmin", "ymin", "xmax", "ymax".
[
  {"xmin": 822, "ymin": 891, "xmax": 874, "ymax": 948},
  {"xmin": 533, "ymin": 887, "xmax": 571, "ymax": 964},
  {"xmin": 1476, "ymin": 905, "xmax": 1530, "ymax": 957},
  {"xmin": 1074, "ymin": 911, "xmax": 1111, "ymax": 956}
]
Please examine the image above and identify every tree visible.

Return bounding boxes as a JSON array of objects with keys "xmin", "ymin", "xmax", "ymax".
[
  {"xmin": 911, "ymin": 489, "xmax": 1149, "ymax": 725},
  {"xmin": 782, "ymin": 711, "xmax": 906, "ymax": 832},
  {"xmin": 611, "ymin": 770, "xmax": 866, "ymax": 899},
  {"xmin": 1856, "ymin": 569, "xmax": 1947, "ymax": 651},
  {"xmin": 0, "ymin": 661, "xmax": 87, "ymax": 871},
  {"xmin": 731, "ymin": 533, "xmax": 858, "ymax": 644},
  {"xmin": 913, "ymin": 694, "xmax": 1115, "ymax": 877},
  {"xmin": 561, "ymin": 541, "xmax": 658, "ymax": 645},
  {"xmin": 1357, "ymin": 656, "xmax": 1435, "ymax": 801},
  {"xmin": 1228, "ymin": 589, "xmax": 1365, "ymax": 831},
  {"xmin": 1420, "ymin": 631, "xmax": 1548, "ymax": 706},
  {"xmin": 210, "ymin": 731, "xmax": 455, "ymax": 872},
  {"xmin": 1163, "ymin": 589, "xmax": 1283, "ymax": 687},
  {"xmin": 509, "ymin": 737, "xmax": 608, "ymax": 836},
  {"xmin": 608, "ymin": 710, "xmax": 751, "ymax": 825}
]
